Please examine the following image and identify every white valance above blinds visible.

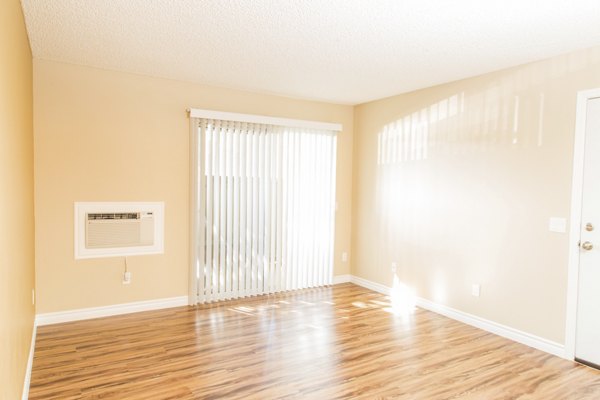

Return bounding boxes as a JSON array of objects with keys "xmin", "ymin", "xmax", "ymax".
[{"xmin": 188, "ymin": 108, "xmax": 343, "ymax": 132}]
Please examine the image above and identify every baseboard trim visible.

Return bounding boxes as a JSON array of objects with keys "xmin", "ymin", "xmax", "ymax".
[
  {"xmin": 333, "ymin": 274, "xmax": 352, "ymax": 284},
  {"xmin": 35, "ymin": 296, "xmax": 189, "ymax": 326},
  {"xmin": 415, "ymin": 296, "xmax": 565, "ymax": 358},
  {"xmin": 348, "ymin": 275, "xmax": 566, "ymax": 359},
  {"xmin": 22, "ymin": 321, "xmax": 37, "ymax": 400},
  {"xmin": 350, "ymin": 275, "xmax": 391, "ymax": 295}
]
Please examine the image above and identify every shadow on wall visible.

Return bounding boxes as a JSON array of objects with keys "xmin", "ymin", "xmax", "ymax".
[{"xmin": 372, "ymin": 47, "xmax": 600, "ymax": 303}]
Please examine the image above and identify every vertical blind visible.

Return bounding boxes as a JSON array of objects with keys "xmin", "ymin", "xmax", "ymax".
[{"xmin": 189, "ymin": 116, "xmax": 338, "ymax": 305}]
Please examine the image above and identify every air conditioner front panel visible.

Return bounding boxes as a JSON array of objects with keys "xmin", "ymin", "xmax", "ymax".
[
  {"xmin": 86, "ymin": 219, "xmax": 154, "ymax": 249},
  {"xmin": 75, "ymin": 202, "xmax": 164, "ymax": 259}
]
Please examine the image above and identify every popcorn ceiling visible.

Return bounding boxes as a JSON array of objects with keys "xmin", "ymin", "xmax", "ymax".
[{"xmin": 21, "ymin": 0, "xmax": 600, "ymax": 104}]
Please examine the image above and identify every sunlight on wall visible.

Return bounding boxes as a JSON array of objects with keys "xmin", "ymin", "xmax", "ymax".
[
  {"xmin": 387, "ymin": 275, "xmax": 417, "ymax": 316},
  {"xmin": 366, "ymin": 47, "xmax": 600, "ymax": 323},
  {"xmin": 430, "ymin": 269, "xmax": 448, "ymax": 304},
  {"xmin": 376, "ymin": 89, "xmax": 548, "ymax": 167},
  {"xmin": 377, "ymin": 93, "xmax": 464, "ymax": 165}
]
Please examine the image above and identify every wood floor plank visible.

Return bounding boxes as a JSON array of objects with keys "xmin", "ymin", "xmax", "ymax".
[{"xmin": 29, "ymin": 283, "xmax": 600, "ymax": 399}]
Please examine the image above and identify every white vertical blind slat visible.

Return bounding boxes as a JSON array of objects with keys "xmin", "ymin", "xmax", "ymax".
[
  {"xmin": 225, "ymin": 123, "xmax": 233, "ymax": 298},
  {"xmin": 189, "ymin": 121, "xmax": 202, "ymax": 305},
  {"xmin": 232, "ymin": 125, "xmax": 240, "ymax": 296},
  {"xmin": 269, "ymin": 133, "xmax": 277, "ymax": 294},
  {"xmin": 327, "ymin": 136, "xmax": 338, "ymax": 285},
  {"xmin": 251, "ymin": 127, "xmax": 259, "ymax": 295},
  {"xmin": 274, "ymin": 131, "xmax": 281, "ymax": 293},
  {"xmin": 300, "ymin": 131, "xmax": 307, "ymax": 289},
  {"xmin": 292, "ymin": 132, "xmax": 300, "ymax": 290},
  {"xmin": 219, "ymin": 124, "xmax": 227, "ymax": 300},
  {"xmin": 196, "ymin": 123, "xmax": 206, "ymax": 301},
  {"xmin": 257, "ymin": 126, "xmax": 265, "ymax": 294},
  {"xmin": 317, "ymin": 134, "xmax": 326, "ymax": 287},
  {"xmin": 280, "ymin": 130, "xmax": 288, "ymax": 292},
  {"xmin": 205, "ymin": 123, "xmax": 214, "ymax": 302},
  {"xmin": 239, "ymin": 128, "xmax": 247, "ymax": 298},
  {"xmin": 263, "ymin": 131, "xmax": 272, "ymax": 294},
  {"xmin": 213, "ymin": 122, "xmax": 221, "ymax": 300},
  {"xmin": 311, "ymin": 132, "xmax": 318, "ymax": 288},
  {"xmin": 245, "ymin": 126, "xmax": 253, "ymax": 295},
  {"xmin": 284, "ymin": 131, "xmax": 292, "ymax": 291}
]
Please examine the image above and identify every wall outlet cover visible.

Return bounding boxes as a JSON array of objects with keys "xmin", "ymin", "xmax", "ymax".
[{"xmin": 548, "ymin": 217, "xmax": 567, "ymax": 233}]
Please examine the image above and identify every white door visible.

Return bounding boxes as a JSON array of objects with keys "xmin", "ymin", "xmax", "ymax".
[{"xmin": 576, "ymin": 96, "xmax": 600, "ymax": 368}]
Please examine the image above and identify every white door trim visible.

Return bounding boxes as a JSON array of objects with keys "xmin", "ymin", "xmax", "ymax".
[{"xmin": 565, "ymin": 88, "xmax": 600, "ymax": 360}]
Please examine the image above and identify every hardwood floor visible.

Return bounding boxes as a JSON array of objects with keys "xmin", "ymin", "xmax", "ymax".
[{"xmin": 30, "ymin": 283, "xmax": 600, "ymax": 399}]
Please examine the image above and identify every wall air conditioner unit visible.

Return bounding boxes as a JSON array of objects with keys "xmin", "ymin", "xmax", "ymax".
[{"xmin": 75, "ymin": 202, "xmax": 164, "ymax": 259}]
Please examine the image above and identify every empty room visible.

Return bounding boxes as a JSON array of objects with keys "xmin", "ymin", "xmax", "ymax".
[{"xmin": 4, "ymin": 0, "xmax": 600, "ymax": 398}]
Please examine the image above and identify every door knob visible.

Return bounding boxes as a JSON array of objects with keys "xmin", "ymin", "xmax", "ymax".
[{"xmin": 581, "ymin": 241, "xmax": 594, "ymax": 251}]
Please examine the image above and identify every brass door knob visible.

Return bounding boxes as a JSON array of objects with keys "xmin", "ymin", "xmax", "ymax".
[{"xmin": 582, "ymin": 241, "xmax": 594, "ymax": 251}]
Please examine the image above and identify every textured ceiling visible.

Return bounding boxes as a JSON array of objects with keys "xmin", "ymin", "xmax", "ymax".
[{"xmin": 21, "ymin": 0, "xmax": 600, "ymax": 105}]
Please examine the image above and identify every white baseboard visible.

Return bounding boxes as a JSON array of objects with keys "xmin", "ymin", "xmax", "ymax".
[
  {"xmin": 333, "ymin": 274, "xmax": 352, "ymax": 284},
  {"xmin": 35, "ymin": 296, "xmax": 188, "ymax": 326},
  {"xmin": 348, "ymin": 275, "xmax": 566, "ymax": 359},
  {"xmin": 350, "ymin": 275, "xmax": 391, "ymax": 295},
  {"xmin": 415, "ymin": 296, "xmax": 565, "ymax": 358},
  {"xmin": 22, "ymin": 321, "xmax": 37, "ymax": 400}
]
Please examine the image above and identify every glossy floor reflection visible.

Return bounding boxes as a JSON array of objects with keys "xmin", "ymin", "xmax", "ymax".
[{"xmin": 30, "ymin": 283, "xmax": 600, "ymax": 399}]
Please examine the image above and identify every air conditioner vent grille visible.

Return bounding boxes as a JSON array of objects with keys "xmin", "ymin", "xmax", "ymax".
[{"xmin": 88, "ymin": 212, "xmax": 140, "ymax": 220}]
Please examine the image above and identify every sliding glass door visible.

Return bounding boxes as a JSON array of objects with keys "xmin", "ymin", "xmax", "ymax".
[{"xmin": 189, "ymin": 116, "xmax": 337, "ymax": 304}]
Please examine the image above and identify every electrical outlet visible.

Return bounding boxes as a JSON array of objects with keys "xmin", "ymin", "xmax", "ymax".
[
  {"xmin": 342, "ymin": 252, "xmax": 348, "ymax": 263},
  {"xmin": 549, "ymin": 217, "xmax": 567, "ymax": 233},
  {"xmin": 391, "ymin": 262, "xmax": 397, "ymax": 273},
  {"xmin": 472, "ymin": 284, "xmax": 481, "ymax": 297},
  {"xmin": 123, "ymin": 271, "xmax": 132, "ymax": 285}
]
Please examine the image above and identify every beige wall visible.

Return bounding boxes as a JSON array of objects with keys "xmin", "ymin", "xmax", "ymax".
[
  {"xmin": 34, "ymin": 59, "xmax": 353, "ymax": 313},
  {"xmin": 0, "ymin": 0, "xmax": 35, "ymax": 398},
  {"xmin": 352, "ymin": 46, "xmax": 600, "ymax": 344}
]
